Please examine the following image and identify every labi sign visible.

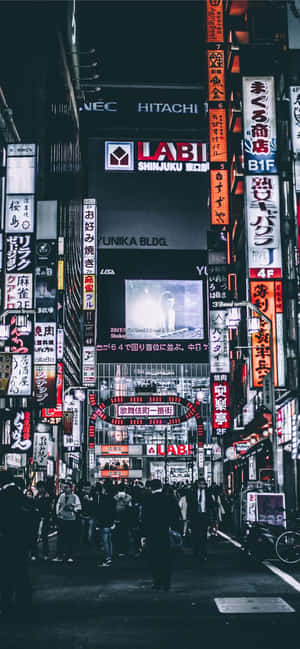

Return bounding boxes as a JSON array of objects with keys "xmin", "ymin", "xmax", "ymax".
[{"xmin": 105, "ymin": 141, "xmax": 208, "ymax": 173}]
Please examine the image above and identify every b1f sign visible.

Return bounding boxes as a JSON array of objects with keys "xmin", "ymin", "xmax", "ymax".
[{"xmin": 243, "ymin": 77, "xmax": 277, "ymax": 174}]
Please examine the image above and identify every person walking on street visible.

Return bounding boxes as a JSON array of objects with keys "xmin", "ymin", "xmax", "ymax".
[
  {"xmin": 141, "ymin": 479, "xmax": 181, "ymax": 591},
  {"xmin": 54, "ymin": 482, "xmax": 81, "ymax": 563},
  {"xmin": 94, "ymin": 483, "xmax": 116, "ymax": 568},
  {"xmin": 114, "ymin": 484, "xmax": 132, "ymax": 557},
  {"xmin": 32, "ymin": 481, "xmax": 52, "ymax": 560},
  {"xmin": 187, "ymin": 478, "xmax": 211, "ymax": 561},
  {"xmin": 0, "ymin": 470, "xmax": 35, "ymax": 616}
]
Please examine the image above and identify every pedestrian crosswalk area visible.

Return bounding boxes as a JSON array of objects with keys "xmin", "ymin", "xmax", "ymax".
[{"xmin": 214, "ymin": 597, "xmax": 295, "ymax": 614}]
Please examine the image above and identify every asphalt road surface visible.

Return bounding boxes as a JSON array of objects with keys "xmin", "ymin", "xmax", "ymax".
[{"xmin": 1, "ymin": 533, "xmax": 300, "ymax": 649}]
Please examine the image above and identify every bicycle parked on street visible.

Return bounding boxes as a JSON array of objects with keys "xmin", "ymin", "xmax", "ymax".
[{"xmin": 275, "ymin": 511, "xmax": 300, "ymax": 565}]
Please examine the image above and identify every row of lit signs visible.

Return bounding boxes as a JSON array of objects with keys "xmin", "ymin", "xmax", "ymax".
[
  {"xmin": 82, "ymin": 199, "xmax": 97, "ymax": 387},
  {"xmin": 243, "ymin": 77, "xmax": 284, "ymax": 388}
]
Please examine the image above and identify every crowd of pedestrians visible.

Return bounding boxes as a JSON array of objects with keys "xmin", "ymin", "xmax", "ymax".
[{"xmin": 0, "ymin": 468, "xmax": 233, "ymax": 616}]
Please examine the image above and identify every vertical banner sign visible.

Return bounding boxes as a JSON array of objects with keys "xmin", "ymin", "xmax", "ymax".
[
  {"xmin": 206, "ymin": 0, "xmax": 230, "ymax": 438},
  {"xmin": 289, "ymin": 86, "xmax": 300, "ymax": 154},
  {"xmin": 209, "ymin": 109, "xmax": 228, "ymax": 163},
  {"xmin": 245, "ymin": 175, "xmax": 282, "ymax": 278},
  {"xmin": 210, "ymin": 169, "xmax": 229, "ymax": 225},
  {"xmin": 4, "ymin": 144, "xmax": 36, "ymax": 397},
  {"xmin": 250, "ymin": 280, "xmax": 284, "ymax": 388},
  {"xmin": 207, "ymin": 50, "xmax": 225, "ymax": 102},
  {"xmin": 206, "ymin": 0, "xmax": 224, "ymax": 42},
  {"xmin": 4, "ymin": 144, "xmax": 36, "ymax": 313},
  {"xmin": 82, "ymin": 199, "xmax": 97, "ymax": 386},
  {"xmin": 242, "ymin": 77, "xmax": 277, "ymax": 174},
  {"xmin": 212, "ymin": 375, "xmax": 230, "ymax": 434}
]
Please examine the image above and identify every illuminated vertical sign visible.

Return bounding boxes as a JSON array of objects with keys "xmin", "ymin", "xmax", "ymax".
[
  {"xmin": 3, "ymin": 145, "xmax": 37, "ymax": 396},
  {"xmin": 82, "ymin": 199, "xmax": 97, "ymax": 386},
  {"xmin": 289, "ymin": 86, "xmax": 300, "ymax": 154},
  {"xmin": 242, "ymin": 77, "xmax": 277, "ymax": 174},
  {"xmin": 212, "ymin": 375, "xmax": 230, "ymax": 434},
  {"xmin": 209, "ymin": 108, "xmax": 228, "ymax": 163},
  {"xmin": 250, "ymin": 280, "xmax": 284, "ymax": 388},
  {"xmin": 245, "ymin": 175, "xmax": 282, "ymax": 278},
  {"xmin": 210, "ymin": 169, "xmax": 229, "ymax": 225},
  {"xmin": 208, "ymin": 50, "xmax": 225, "ymax": 102},
  {"xmin": 206, "ymin": 0, "xmax": 224, "ymax": 42}
]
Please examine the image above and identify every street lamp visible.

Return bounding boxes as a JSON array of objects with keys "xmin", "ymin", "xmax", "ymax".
[{"xmin": 215, "ymin": 300, "xmax": 278, "ymax": 492}]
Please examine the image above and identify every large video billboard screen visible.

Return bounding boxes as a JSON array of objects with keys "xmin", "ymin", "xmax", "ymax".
[
  {"xmin": 97, "ymin": 250, "xmax": 208, "ymax": 362},
  {"xmin": 125, "ymin": 280, "xmax": 204, "ymax": 339}
]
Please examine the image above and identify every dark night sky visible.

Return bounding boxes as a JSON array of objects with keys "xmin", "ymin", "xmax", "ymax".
[{"xmin": 78, "ymin": 0, "xmax": 206, "ymax": 85}]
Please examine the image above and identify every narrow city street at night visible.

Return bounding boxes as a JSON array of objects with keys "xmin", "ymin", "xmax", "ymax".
[{"xmin": 2, "ymin": 0, "xmax": 300, "ymax": 646}]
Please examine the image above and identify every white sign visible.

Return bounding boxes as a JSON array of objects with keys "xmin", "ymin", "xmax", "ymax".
[
  {"xmin": 246, "ymin": 175, "xmax": 282, "ymax": 278},
  {"xmin": 146, "ymin": 443, "xmax": 191, "ymax": 456},
  {"xmin": 290, "ymin": 86, "xmax": 300, "ymax": 153},
  {"xmin": 10, "ymin": 410, "xmax": 32, "ymax": 451},
  {"xmin": 5, "ymin": 273, "xmax": 33, "ymax": 310},
  {"xmin": 8, "ymin": 143, "xmax": 36, "ymax": 156},
  {"xmin": 82, "ymin": 346, "xmax": 96, "ymax": 386},
  {"xmin": 83, "ymin": 199, "xmax": 97, "ymax": 274},
  {"xmin": 8, "ymin": 354, "xmax": 32, "ymax": 396},
  {"xmin": 243, "ymin": 77, "xmax": 277, "ymax": 174},
  {"xmin": 64, "ymin": 401, "xmax": 81, "ymax": 448},
  {"xmin": 5, "ymin": 195, "xmax": 34, "ymax": 233},
  {"xmin": 57, "ymin": 329, "xmax": 64, "ymax": 359},
  {"xmin": 33, "ymin": 433, "xmax": 49, "ymax": 466},
  {"xmin": 34, "ymin": 323, "xmax": 56, "ymax": 364},
  {"xmin": 117, "ymin": 404, "xmax": 175, "ymax": 418},
  {"xmin": 6, "ymin": 155, "xmax": 36, "ymax": 194},
  {"xmin": 137, "ymin": 102, "xmax": 199, "ymax": 114},
  {"xmin": 209, "ymin": 310, "xmax": 230, "ymax": 373}
]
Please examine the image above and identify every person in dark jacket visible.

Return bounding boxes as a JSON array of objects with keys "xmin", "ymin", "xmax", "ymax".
[
  {"xmin": 94, "ymin": 483, "xmax": 116, "ymax": 568},
  {"xmin": 32, "ymin": 481, "xmax": 52, "ymax": 560},
  {"xmin": 0, "ymin": 470, "xmax": 35, "ymax": 616},
  {"xmin": 141, "ymin": 479, "xmax": 181, "ymax": 591},
  {"xmin": 187, "ymin": 478, "xmax": 212, "ymax": 560}
]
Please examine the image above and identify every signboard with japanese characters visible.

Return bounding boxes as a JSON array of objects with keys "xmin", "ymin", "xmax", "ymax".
[
  {"xmin": 101, "ymin": 445, "xmax": 129, "ymax": 455},
  {"xmin": 208, "ymin": 265, "xmax": 229, "ymax": 307},
  {"xmin": 83, "ymin": 275, "xmax": 96, "ymax": 310},
  {"xmin": 0, "ymin": 353, "xmax": 12, "ymax": 395},
  {"xmin": 82, "ymin": 345, "xmax": 96, "ymax": 385},
  {"xmin": 246, "ymin": 175, "xmax": 282, "ymax": 279},
  {"xmin": 34, "ymin": 365, "xmax": 56, "ymax": 406},
  {"xmin": 117, "ymin": 404, "xmax": 175, "ymax": 418},
  {"xmin": 10, "ymin": 410, "xmax": 32, "ymax": 452},
  {"xmin": 210, "ymin": 169, "xmax": 229, "ymax": 225},
  {"xmin": 208, "ymin": 50, "xmax": 225, "ymax": 102},
  {"xmin": 5, "ymin": 234, "xmax": 34, "ymax": 273},
  {"xmin": 8, "ymin": 354, "xmax": 32, "ymax": 396},
  {"xmin": 6, "ymin": 151, "xmax": 36, "ymax": 194},
  {"xmin": 64, "ymin": 401, "xmax": 81, "ymax": 449},
  {"xmin": 206, "ymin": 0, "xmax": 224, "ymax": 43},
  {"xmin": 5, "ymin": 273, "xmax": 33, "ymax": 310},
  {"xmin": 41, "ymin": 361, "xmax": 63, "ymax": 420},
  {"xmin": 209, "ymin": 310, "xmax": 230, "ymax": 373},
  {"xmin": 212, "ymin": 375, "xmax": 230, "ymax": 435},
  {"xmin": 5, "ymin": 195, "xmax": 34, "ymax": 233},
  {"xmin": 209, "ymin": 109, "xmax": 227, "ymax": 162},
  {"xmin": 8, "ymin": 314, "xmax": 34, "ymax": 354},
  {"xmin": 35, "ymin": 240, "xmax": 57, "ymax": 322},
  {"xmin": 289, "ymin": 86, "xmax": 300, "ymax": 154},
  {"xmin": 250, "ymin": 280, "xmax": 284, "ymax": 387},
  {"xmin": 243, "ymin": 77, "xmax": 277, "ymax": 174},
  {"xmin": 33, "ymin": 433, "xmax": 49, "ymax": 467},
  {"xmin": 83, "ymin": 199, "xmax": 97, "ymax": 274},
  {"xmin": 34, "ymin": 323, "xmax": 56, "ymax": 364}
]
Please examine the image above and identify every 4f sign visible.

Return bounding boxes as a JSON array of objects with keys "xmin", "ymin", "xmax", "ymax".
[{"xmin": 105, "ymin": 142, "xmax": 134, "ymax": 171}]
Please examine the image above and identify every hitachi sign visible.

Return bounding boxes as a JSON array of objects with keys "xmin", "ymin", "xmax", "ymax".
[
  {"xmin": 137, "ymin": 102, "xmax": 199, "ymax": 114},
  {"xmin": 137, "ymin": 142, "xmax": 207, "ymax": 162}
]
